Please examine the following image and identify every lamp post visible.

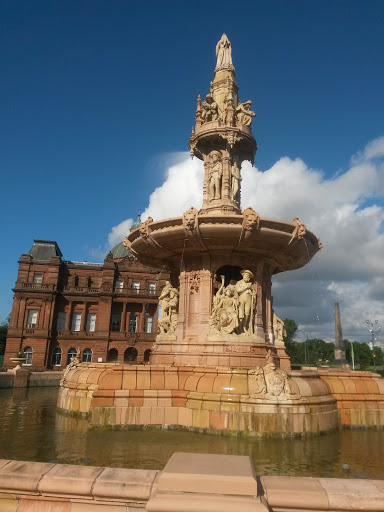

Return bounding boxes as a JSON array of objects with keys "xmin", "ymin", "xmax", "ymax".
[{"xmin": 366, "ymin": 319, "xmax": 380, "ymax": 367}]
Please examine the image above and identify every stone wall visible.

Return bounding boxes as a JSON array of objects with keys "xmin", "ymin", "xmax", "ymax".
[
  {"xmin": 0, "ymin": 370, "xmax": 63, "ymax": 389},
  {"xmin": 1, "ymin": 454, "xmax": 384, "ymax": 511},
  {"xmin": 58, "ymin": 364, "xmax": 339, "ymax": 435}
]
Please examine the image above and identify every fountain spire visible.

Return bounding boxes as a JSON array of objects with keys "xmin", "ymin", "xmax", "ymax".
[{"xmin": 189, "ymin": 34, "xmax": 257, "ymax": 215}]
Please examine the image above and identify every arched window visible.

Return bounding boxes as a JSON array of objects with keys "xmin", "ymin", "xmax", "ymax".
[
  {"xmin": 51, "ymin": 347, "xmax": 62, "ymax": 366},
  {"xmin": 23, "ymin": 346, "xmax": 33, "ymax": 365},
  {"xmin": 82, "ymin": 348, "xmax": 92, "ymax": 363},
  {"xmin": 144, "ymin": 349, "xmax": 151, "ymax": 362},
  {"xmin": 124, "ymin": 347, "xmax": 138, "ymax": 362},
  {"xmin": 107, "ymin": 348, "xmax": 118, "ymax": 362},
  {"xmin": 67, "ymin": 347, "xmax": 77, "ymax": 365}
]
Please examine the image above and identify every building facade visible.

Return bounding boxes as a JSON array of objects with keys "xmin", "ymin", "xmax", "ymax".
[{"xmin": 4, "ymin": 239, "xmax": 171, "ymax": 370}]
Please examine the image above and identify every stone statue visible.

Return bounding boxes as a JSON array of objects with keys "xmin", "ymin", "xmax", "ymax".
[
  {"xmin": 231, "ymin": 154, "xmax": 242, "ymax": 204},
  {"xmin": 235, "ymin": 270, "xmax": 256, "ymax": 335},
  {"xmin": 236, "ymin": 100, "xmax": 256, "ymax": 127},
  {"xmin": 273, "ymin": 312, "xmax": 286, "ymax": 346},
  {"xmin": 215, "ymin": 34, "xmax": 234, "ymax": 73},
  {"xmin": 207, "ymin": 150, "xmax": 223, "ymax": 201},
  {"xmin": 201, "ymin": 94, "xmax": 219, "ymax": 123},
  {"xmin": 158, "ymin": 281, "xmax": 179, "ymax": 335},
  {"xmin": 288, "ymin": 217, "xmax": 307, "ymax": 245},
  {"xmin": 210, "ymin": 276, "xmax": 239, "ymax": 334}
]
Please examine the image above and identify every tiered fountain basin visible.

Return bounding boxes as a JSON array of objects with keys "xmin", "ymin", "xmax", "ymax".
[
  {"xmin": 58, "ymin": 364, "xmax": 384, "ymax": 435},
  {"xmin": 127, "ymin": 214, "xmax": 319, "ymax": 272}
]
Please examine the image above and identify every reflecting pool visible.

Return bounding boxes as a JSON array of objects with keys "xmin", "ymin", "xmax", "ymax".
[{"xmin": 1, "ymin": 387, "xmax": 383, "ymax": 479}]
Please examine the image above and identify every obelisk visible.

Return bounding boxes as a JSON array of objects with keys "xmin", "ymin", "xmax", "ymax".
[{"xmin": 334, "ymin": 302, "xmax": 347, "ymax": 364}]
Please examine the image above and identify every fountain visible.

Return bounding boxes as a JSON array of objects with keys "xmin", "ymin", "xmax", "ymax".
[{"xmin": 58, "ymin": 35, "xmax": 384, "ymax": 436}]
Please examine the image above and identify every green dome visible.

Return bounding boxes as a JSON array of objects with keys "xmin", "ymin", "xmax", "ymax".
[
  {"xmin": 109, "ymin": 241, "xmax": 132, "ymax": 260},
  {"xmin": 130, "ymin": 214, "xmax": 142, "ymax": 232}
]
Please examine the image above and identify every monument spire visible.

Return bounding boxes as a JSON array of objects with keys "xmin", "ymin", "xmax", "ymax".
[
  {"xmin": 189, "ymin": 34, "xmax": 257, "ymax": 215},
  {"xmin": 334, "ymin": 302, "xmax": 347, "ymax": 364}
]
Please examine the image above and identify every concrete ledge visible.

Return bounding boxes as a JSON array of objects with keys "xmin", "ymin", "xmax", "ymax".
[{"xmin": 1, "ymin": 455, "xmax": 384, "ymax": 511}]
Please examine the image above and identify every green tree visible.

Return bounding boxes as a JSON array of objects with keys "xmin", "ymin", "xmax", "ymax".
[
  {"xmin": 0, "ymin": 315, "xmax": 10, "ymax": 355},
  {"xmin": 283, "ymin": 318, "xmax": 298, "ymax": 360},
  {"xmin": 353, "ymin": 342, "xmax": 372, "ymax": 369},
  {"xmin": 372, "ymin": 346, "xmax": 384, "ymax": 366}
]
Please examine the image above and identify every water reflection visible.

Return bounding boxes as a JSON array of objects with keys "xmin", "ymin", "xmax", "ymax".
[{"xmin": 0, "ymin": 388, "xmax": 383, "ymax": 479}]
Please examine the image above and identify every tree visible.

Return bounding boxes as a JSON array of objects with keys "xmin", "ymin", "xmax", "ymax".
[
  {"xmin": 283, "ymin": 318, "xmax": 298, "ymax": 359},
  {"xmin": 0, "ymin": 315, "xmax": 10, "ymax": 355},
  {"xmin": 372, "ymin": 346, "xmax": 384, "ymax": 366}
]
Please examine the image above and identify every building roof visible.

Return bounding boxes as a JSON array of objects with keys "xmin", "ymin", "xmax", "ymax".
[
  {"xmin": 28, "ymin": 240, "xmax": 63, "ymax": 260},
  {"xmin": 109, "ymin": 241, "xmax": 132, "ymax": 260},
  {"xmin": 130, "ymin": 214, "xmax": 142, "ymax": 232}
]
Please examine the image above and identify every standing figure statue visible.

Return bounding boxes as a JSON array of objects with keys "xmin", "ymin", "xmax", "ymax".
[
  {"xmin": 235, "ymin": 270, "xmax": 256, "ymax": 335},
  {"xmin": 236, "ymin": 100, "xmax": 256, "ymax": 127},
  {"xmin": 158, "ymin": 281, "xmax": 179, "ymax": 335},
  {"xmin": 231, "ymin": 154, "xmax": 242, "ymax": 204},
  {"xmin": 208, "ymin": 150, "xmax": 223, "ymax": 201},
  {"xmin": 201, "ymin": 94, "xmax": 219, "ymax": 123},
  {"xmin": 215, "ymin": 34, "xmax": 235, "ymax": 73},
  {"xmin": 273, "ymin": 312, "xmax": 286, "ymax": 346}
]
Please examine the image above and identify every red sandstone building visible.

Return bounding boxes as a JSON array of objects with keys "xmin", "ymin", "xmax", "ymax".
[{"xmin": 4, "ymin": 237, "xmax": 170, "ymax": 370}]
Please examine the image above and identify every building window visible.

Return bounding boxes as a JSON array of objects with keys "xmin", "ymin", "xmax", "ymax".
[
  {"xmin": 107, "ymin": 348, "xmax": 118, "ymax": 362},
  {"xmin": 128, "ymin": 313, "xmax": 137, "ymax": 333},
  {"xmin": 115, "ymin": 280, "xmax": 124, "ymax": 291},
  {"xmin": 145, "ymin": 316, "xmax": 153, "ymax": 333},
  {"xmin": 148, "ymin": 282, "xmax": 156, "ymax": 295},
  {"xmin": 51, "ymin": 348, "xmax": 62, "ymax": 366},
  {"xmin": 111, "ymin": 314, "xmax": 121, "ymax": 332},
  {"xmin": 67, "ymin": 348, "xmax": 77, "ymax": 365},
  {"xmin": 82, "ymin": 348, "xmax": 92, "ymax": 362},
  {"xmin": 86, "ymin": 313, "xmax": 96, "ymax": 332},
  {"xmin": 144, "ymin": 349, "xmax": 151, "ymax": 362},
  {"xmin": 56, "ymin": 312, "xmax": 66, "ymax": 331},
  {"xmin": 132, "ymin": 281, "xmax": 140, "ymax": 294},
  {"xmin": 124, "ymin": 347, "xmax": 138, "ymax": 362},
  {"xmin": 23, "ymin": 346, "xmax": 33, "ymax": 365},
  {"xmin": 71, "ymin": 313, "xmax": 81, "ymax": 332},
  {"xmin": 27, "ymin": 310, "xmax": 38, "ymax": 328},
  {"xmin": 33, "ymin": 273, "xmax": 43, "ymax": 284}
]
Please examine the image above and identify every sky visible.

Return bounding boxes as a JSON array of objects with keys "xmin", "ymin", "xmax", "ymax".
[{"xmin": 1, "ymin": 1, "xmax": 383, "ymax": 343}]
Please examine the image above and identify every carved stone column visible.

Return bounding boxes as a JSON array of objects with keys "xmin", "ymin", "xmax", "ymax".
[{"xmin": 80, "ymin": 302, "xmax": 87, "ymax": 331}]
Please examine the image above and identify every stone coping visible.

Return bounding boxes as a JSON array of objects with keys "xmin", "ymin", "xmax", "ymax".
[{"xmin": 0, "ymin": 456, "xmax": 384, "ymax": 511}]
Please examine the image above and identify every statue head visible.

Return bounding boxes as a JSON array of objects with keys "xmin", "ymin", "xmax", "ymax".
[
  {"xmin": 210, "ymin": 150, "xmax": 221, "ymax": 163},
  {"xmin": 243, "ymin": 100, "xmax": 252, "ymax": 111},
  {"xmin": 240, "ymin": 269, "xmax": 254, "ymax": 282}
]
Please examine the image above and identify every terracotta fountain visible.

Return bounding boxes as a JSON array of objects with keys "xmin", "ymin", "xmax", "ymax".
[{"xmin": 58, "ymin": 35, "xmax": 384, "ymax": 436}]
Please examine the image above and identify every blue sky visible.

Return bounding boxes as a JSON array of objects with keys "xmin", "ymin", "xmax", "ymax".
[{"xmin": 1, "ymin": 1, "xmax": 384, "ymax": 339}]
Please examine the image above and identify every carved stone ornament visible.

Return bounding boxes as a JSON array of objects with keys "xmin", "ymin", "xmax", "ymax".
[
  {"xmin": 288, "ymin": 217, "xmax": 307, "ymax": 245},
  {"xmin": 157, "ymin": 281, "xmax": 179, "ymax": 337},
  {"xmin": 208, "ymin": 271, "xmax": 256, "ymax": 337},
  {"xmin": 183, "ymin": 207, "xmax": 198, "ymax": 233},
  {"xmin": 215, "ymin": 33, "xmax": 235, "ymax": 73},
  {"xmin": 128, "ymin": 332, "xmax": 140, "ymax": 345},
  {"xmin": 221, "ymin": 131, "xmax": 241, "ymax": 148},
  {"xmin": 139, "ymin": 217, "xmax": 153, "ymax": 239},
  {"xmin": 273, "ymin": 312, "xmax": 286, "ymax": 347},
  {"xmin": 317, "ymin": 237, "xmax": 323, "ymax": 249},
  {"xmin": 60, "ymin": 347, "xmax": 81, "ymax": 386},
  {"xmin": 236, "ymin": 100, "xmax": 256, "ymax": 127},
  {"xmin": 248, "ymin": 351, "xmax": 300, "ymax": 401},
  {"xmin": 189, "ymin": 271, "xmax": 200, "ymax": 294},
  {"xmin": 201, "ymin": 94, "xmax": 219, "ymax": 124},
  {"xmin": 207, "ymin": 150, "xmax": 223, "ymax": 201},
  {"xmin": 243, "ymin": 207, "xmax": 260, "ymax": 237}
]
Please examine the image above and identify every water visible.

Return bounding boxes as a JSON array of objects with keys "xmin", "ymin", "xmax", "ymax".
[{"xmin": 1, "ymin": 387, "xmax": 384, "ymax": 479}]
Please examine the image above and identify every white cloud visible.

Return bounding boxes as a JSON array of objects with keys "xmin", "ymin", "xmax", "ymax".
[{"xmin": 105, "ymin": 137, "xmax": 384, "ymax": 341}]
